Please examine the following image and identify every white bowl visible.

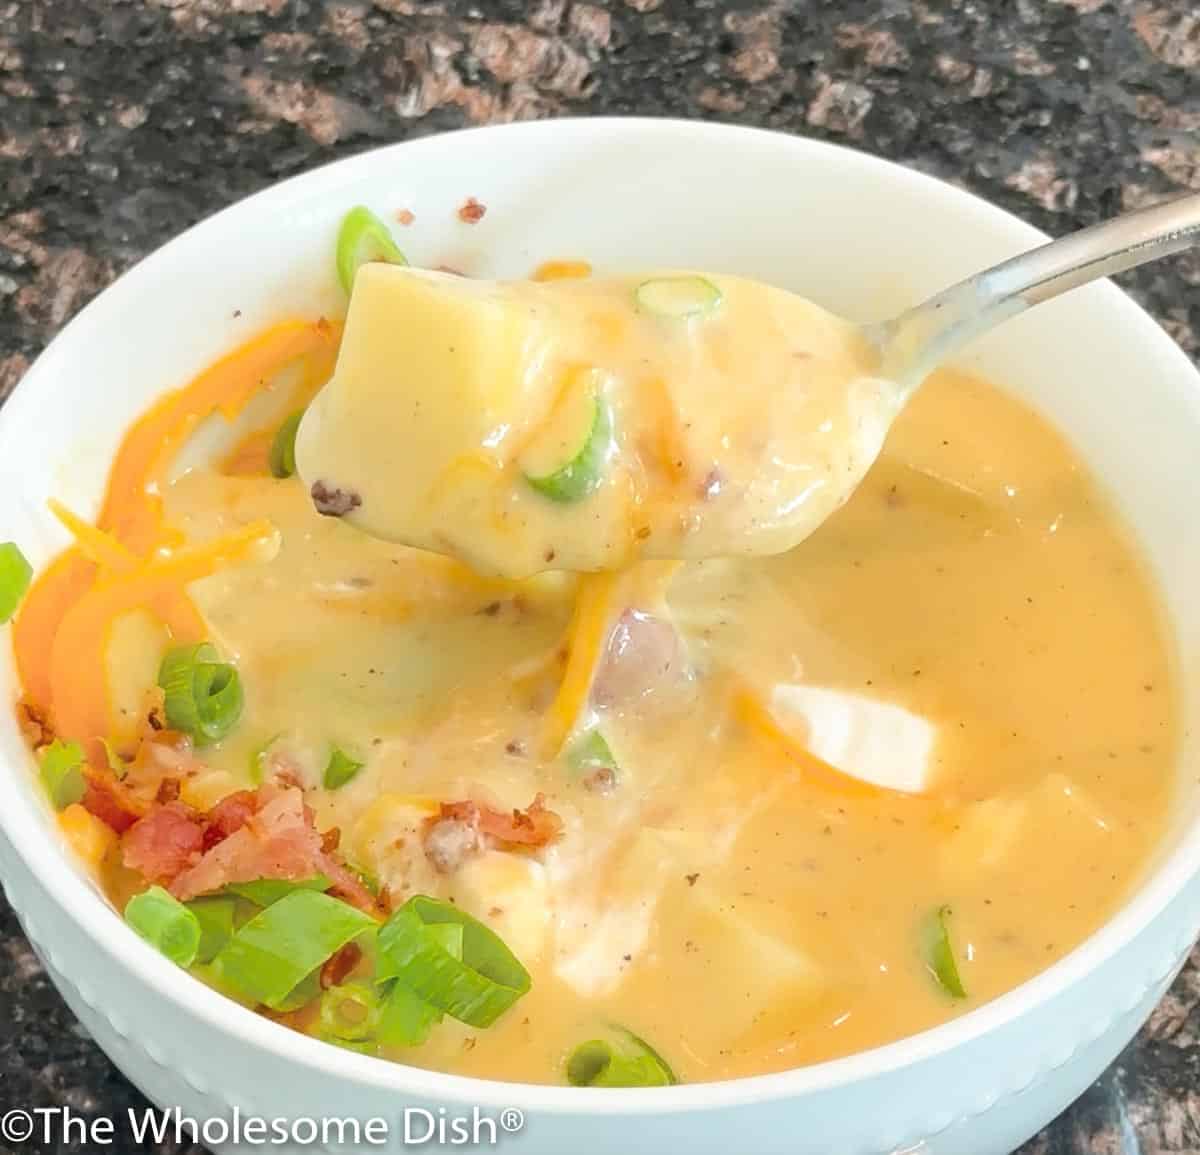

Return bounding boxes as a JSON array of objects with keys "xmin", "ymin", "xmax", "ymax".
[{"xmin": 2, "ymin": 118, "xmax": 1198, "ymax": 1155}]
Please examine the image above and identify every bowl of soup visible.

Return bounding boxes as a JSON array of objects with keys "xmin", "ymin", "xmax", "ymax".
[{"xmin": 0, "ymin": 118, "xmax": 1198, "ymax": 1155}]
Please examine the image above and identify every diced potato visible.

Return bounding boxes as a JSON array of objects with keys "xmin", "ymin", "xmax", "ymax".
[
  {"xmin": 940, "ymin": 795, "xmax": 1027, "ymax": 880},
  {"xmin": 351, "ymin": 794, "xmax": 442, "ymax": 902},
  {"xmin": 448, "ymin": 851, "xmax": 550, "ymax": 966},
  {"xmin": 105, "ymin": 608, "xmax": 170, "ymax": 746},
  {"xmin": 295, "ymin": 266, "xmax": 548, "ymax": 550},
  {"xmin": 940, "ymin": 773, "xmax": 1115, "ymax": 883},
  {"xmin": 551, "ymin": 829, "xmax": 675, "ymax": 997},
  {"xmin": 181, "ymin": 770, "xmax": 240, "ymax": 812}
]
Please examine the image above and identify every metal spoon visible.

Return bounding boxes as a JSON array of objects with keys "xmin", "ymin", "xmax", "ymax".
[{"xmin": 869, "ymin": 191, "xmax": 1200, "ymax": 392}]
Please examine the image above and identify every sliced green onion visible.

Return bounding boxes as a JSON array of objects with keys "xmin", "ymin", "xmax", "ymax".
[
  {"xmin": 376, "ymin": 895, "xmax": 530, "ymax": 1028},
  {"xmin": 923, "ymin": 904, "xmax": 967, "ymax": 999},
  {"xmin": 424, "ymin": 922, "xmax": 464, "ymax": 960},
  {"xmin": 269, "ymin": 411, "xmax": 304, "ymax": 479},
  {"xmin": 248, "ymin": 733, "xmax": 281, "ymax": 784},
  {"xmin": 568, "ymin": 729, "xmax": 618, "ymax": 775},
  {"xmin": 343, "ymin": 858, "xmax": 381, "ymax": 898},
  {"xmin": 0, "ymin": 541, "xmax": 32, "ymax": 623},
  {"xmin": 227, "ymin": 876, "xmax": 331, "ymax": 908},
  {"xmin": 635, "ymin": 275, "xmax": 723, "ymax": 319},
  {"xmin": 125, "ymin": 886, "xmax": 202, "ymax": 968},
  {"xmin": 275, "ymin": 969, "xmax": 323, "ymax": 1012},
  {"xmin": 159, "ymin": 643, "xmax": 244, "ymax": 746},
  {"xmin": 566, "ymin": 1028, "xmax": 677, "ymax": 1087},
  {"xmin": 40, "ymin": 739, "xmax": 87, "ymax": 810},
  {"xmin": 336, "ymin": 206, "xmax": 408, "ymax": 295},
  {"xmin": 213, "ymin": 889, "xmax": 375, "ymax": 1010},
  {"xmin": 320, "ymin": 981, "xmax": 380, "ymax": 1042},
  {"xmin": 522, "ymin": 390, "xmax": 611, "ymax": 504},
  {"xmin": 187, "ymin": 896, "xmax": 238, "ymax": 964},
  {"xmin": 377, "ymin": 980, "xmax": 442, "ymax": 1047},
  {"xmin": 323, "ymin": 747, "xmax": 364, "ymax": 790}
]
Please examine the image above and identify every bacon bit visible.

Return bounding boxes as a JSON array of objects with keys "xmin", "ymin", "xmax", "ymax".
[
  {"xmin": 395, "ymin": 208, "xmax": 415, "ymax": 226},
  {"xmin": 82, "ymin": 770, "xmax": 147, "ymax": 834},
  {"xmin": 457, "ymin": 197, "xmax": 486, "ymax": 224},
  {"xmin": 112, "ymin": 781, "xmax": 384, "ymax": 918},
  {"xmin": 122, "ymin": 802, "xmax": 205, "ymax": 883},
  {"xmin": 170, "ymin": 785, "xmax": 323, "ymax": 902},
  {"xmin": 311, "ymin": 480, "xmax": 362, "ymax": 518},
  {"xmin": 204, "ymin": 789, "xmax": 259, "ymax": 849},
  {"xmin": 433, "ymin": 793, "xmax": 565, "ymax": 852},
  {"xmin": 480, "ymin": 793, "xmax": 563, "ymax": 846},
  {"xmin": 321, "ymin": 826, "xmax": 341, "ymax": 854},
  {"xmin": 322, "ymin": 859, "xmax": 380, "ymax": 915},
  {"xmin": 435, "ymin": 264, "xmax": 465, "ymax": 277},
  {"xmin": 16, "ymin": 697, "xmax": 52, "ymax": 748},
  {"xmin": 320, "ymin": 941, "xmax": 362, "ymax": 989},
  {"xmin": 155, "ymin": 778, "xmax": 182, "ymax": 804}
]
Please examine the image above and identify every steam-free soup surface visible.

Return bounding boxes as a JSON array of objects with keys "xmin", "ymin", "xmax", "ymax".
[{"xmin": 103, "ymin": 361, "xmax": 1172, "ymax": 1082}]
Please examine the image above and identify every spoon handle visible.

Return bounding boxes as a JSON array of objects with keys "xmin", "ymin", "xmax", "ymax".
[{"xmin": 877, "ymin": 191, "xmax": 1200, "ymax": 392}]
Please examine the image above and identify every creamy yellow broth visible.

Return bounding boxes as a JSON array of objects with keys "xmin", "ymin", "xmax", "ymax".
[
  {"xmin": 88, "ymin": 362, "xmax": 1171, "ymax": 1083},
  {"xmin": 295, "ymin": 267, "xmax": 899, "ymax": 577}
]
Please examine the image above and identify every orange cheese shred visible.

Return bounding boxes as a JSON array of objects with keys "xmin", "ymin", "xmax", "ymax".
[
  {"xmin": 48, "ymin": 520, "xmax": 278, "ymax": 752},
  {"xmin": 13, "ymin": 318, "xmax": 336, "ymax": 742},
  {"xmin": 532, "ymin": 260, "xmax": 592, "ymax": 282},
  {"xmin": 541, "ymin": 571, "xmax": 619, "ymax": 758}
]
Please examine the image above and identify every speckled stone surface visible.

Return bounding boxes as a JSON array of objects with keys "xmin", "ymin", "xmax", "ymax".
[{"xmin": 0, "ymin": 1, "xmax": 1198, "ymax": 1152}]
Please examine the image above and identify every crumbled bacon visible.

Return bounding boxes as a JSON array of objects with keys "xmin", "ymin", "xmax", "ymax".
[
  {"xmin": 203, "ymin": 789, "xmax": 259, "ymax": 849},
  {"xmin": 477, "ymin": 793, "xmax": 563, "ymax": 846},
  {"xmin": 111, "ymin": 768, "xmax": 385, "ymax": 916},
  {"xmin": 457, "ymin": 197, "xmax": 486, "ymax": 223},
  {"xmin": 424, "ymin": 793, "xmax": 562, "ymax": 872},
  {"xmin": 82, "ymin": 769, "xmax": 147, "ymax": 834},
  {"xmin": 322, "ymin": 860, "xmax": 379, "ymax": 915},
  {"xmin": 155, "ymin": 778, "xmax": 181, "ymax": 804},
  {"xmin": 16, "ymin": 698, "xmax": 52, "ymax": 748},
  {"xmin": 169, "ymin": 785, "xmax": 326, "ymax": 902},
  {"xmin": 320, "ymin": 942, "xmax": 362, "ymax": 989},
  {"xmin": 122, "ymin": 802, "xmax": 205, "ymax": 884}
]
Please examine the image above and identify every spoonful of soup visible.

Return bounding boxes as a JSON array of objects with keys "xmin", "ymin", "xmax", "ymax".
[{"xmin": 295, "ymin": 192, "xmax": 1200, "ymax": 578}]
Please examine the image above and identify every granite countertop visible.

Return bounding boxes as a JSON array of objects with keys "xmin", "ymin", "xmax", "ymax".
[{"xmin": 1, "ymin": 1, "xmax": 1198, "ymax": 1152}]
